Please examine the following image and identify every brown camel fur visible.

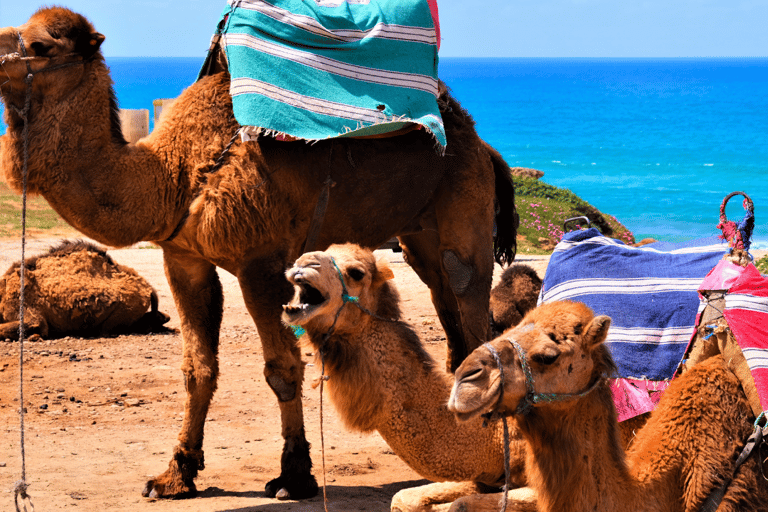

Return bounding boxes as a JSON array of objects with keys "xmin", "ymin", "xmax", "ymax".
[
  {"xmin": 449, "ymin": 301, "xmax": 768, "ymax": 512},
  {"xmin": 282, "ymin": 244, "xmax": 527, "ymax": 511},
  {"xmin": 0, "ymin": 7, "xmax": 518, "ymax": 500},
  {"xmin": 489, "ymin": 264, "xmax": 542, "ymax": 336},
  {"xmin": 0, "ymin": 239, "xmax": 170, "ymax": 340}
]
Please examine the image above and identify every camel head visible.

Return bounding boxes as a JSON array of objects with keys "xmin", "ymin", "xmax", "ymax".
[
  {"xmin": 282, "ymin": 244, "xmax": 399, "ymax": 340},
  {"xmin": 0, "ymin": 7, "xmax": 104, "ymax": 107},
  {"xmin": 448, "ymin": 300, "xmax": 614, "ymax": 421}
]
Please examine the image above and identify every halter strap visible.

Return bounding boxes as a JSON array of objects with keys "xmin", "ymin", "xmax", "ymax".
[{"xmin": 486, "ymin": 337, "xmax": 605, "ymax": 416}]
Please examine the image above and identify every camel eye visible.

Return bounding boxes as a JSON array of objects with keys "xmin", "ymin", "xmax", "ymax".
[
  {"xmin": 573, "ymin": 324, "xmax": 582, "ymax": 335},
  {"xmin": 30, "ymin": 42, "xmax": 52, "ymax": 56},
  {"xmin": 347, "ymin": 268, "xmax": 365, "ymax": 281},
  {"xmin": 531, "ymin": 351, "xmax": 560, "ymax": 366}
]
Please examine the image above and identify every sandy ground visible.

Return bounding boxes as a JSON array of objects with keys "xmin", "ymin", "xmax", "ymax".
[{"xmin": 0, "ymin": 236, "xmax": 549, "ymax": 512}]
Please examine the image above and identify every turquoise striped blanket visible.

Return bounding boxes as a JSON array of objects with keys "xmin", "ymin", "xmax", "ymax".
[{"xmin": 210, "ymin": 0, "xmax": 446, "ymax": 149}]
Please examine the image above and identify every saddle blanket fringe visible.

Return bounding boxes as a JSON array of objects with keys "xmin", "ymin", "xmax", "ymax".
[
  {"xmin": 212, "ymin": 0, "xmax": 446, "ymax": 149},
  {"xmin": 540, "ymin": 228, "xmax": 728, "ymax": 420}
]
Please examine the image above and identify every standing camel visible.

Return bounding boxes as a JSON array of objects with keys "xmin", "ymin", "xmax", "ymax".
[
  {"xmin": 449, "ymin": 301, "xmax": 768, "ymax": 512},
  {"xmin": 0, "ymin": 7, "xmax": 517, "ymax": 500}
]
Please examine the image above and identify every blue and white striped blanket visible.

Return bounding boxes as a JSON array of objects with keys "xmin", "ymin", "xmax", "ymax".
[
  {"xmin": 213, "ymin": 0, "xmax": 446, "ymax": 148},
  {"xmin": 540, "ymin": 228, "xmax": 728, "ymax": 381}
]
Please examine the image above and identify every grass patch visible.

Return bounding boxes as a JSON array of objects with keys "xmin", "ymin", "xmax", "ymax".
[
  {"xmin": 0, "ymin": 181, "xmax": 77, "ymax": 239},
  {"xmin": 513, "ymin": 176, "xmax": 635, "ymax": 254},
  {"xmin": 756, "ymin": 255, "xmax": 768, "ymax": 274}
]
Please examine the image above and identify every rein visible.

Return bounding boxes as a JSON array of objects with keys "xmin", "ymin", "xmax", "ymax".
[{"xmin": 6, "ymin": 31, "xmax": 92, "ymax": 512}]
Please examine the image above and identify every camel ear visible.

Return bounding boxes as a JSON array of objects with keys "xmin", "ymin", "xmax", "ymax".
[
  {"xmin": 375, "ymin": 259, "xmax": 395, "ymax": 282},
  {"xmin": 585, "ymin": 315, "xmax": 611, "ymax": 348},
  {"xmin": 74, "ymin": 31, "xmax": 105, "ymax": 58}
]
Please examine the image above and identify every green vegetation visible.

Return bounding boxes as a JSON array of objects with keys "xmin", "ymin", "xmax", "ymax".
[
  {"xmin": 513, "ymin": 176, "xmax": 635, "ymax": 255},
  {"xmin": 0, "ymin": 181, "xmax": 76, "ymax": 238},
  {"xmin": 756, "ymin": 255, "xmax": 768, "ymax": 274}
]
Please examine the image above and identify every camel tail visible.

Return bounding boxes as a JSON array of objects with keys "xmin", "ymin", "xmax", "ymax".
[{"xmin": 489, "ymin": 143, "xmax": 518, "ymax": 267}]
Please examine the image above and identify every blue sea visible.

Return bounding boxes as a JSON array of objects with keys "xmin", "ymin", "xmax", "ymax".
[{"xmin": 2, "ymin": 57, "xmax": 767, "ymax": 248}]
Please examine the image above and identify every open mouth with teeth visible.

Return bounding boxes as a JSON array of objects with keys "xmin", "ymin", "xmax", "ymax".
[{"xmin": 282, "ymin": 280, "xmax": 329, "ymax": 325}]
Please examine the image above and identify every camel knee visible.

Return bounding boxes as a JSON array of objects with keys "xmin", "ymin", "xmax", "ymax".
[
  {"xmin": 442, "ymin": 250, "xmax": 474, "ymax": 296},
  {"xmin": 181, "ymin": 360, "xmax": 218, "ymax": 395},
  {"xmin": 265, "ymin": 362, "xmax": 301, "ymax": 402}
]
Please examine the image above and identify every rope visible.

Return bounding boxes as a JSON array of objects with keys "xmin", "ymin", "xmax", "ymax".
[
  {"xmin": 289, "ymin": 255, "xmax": 400, "ymax": 508},
  {"xmin": 10, "ymin": 31, "xmax": 35, "ymax": 512},
  {"xmin": 483, "ymin": 343, "xmax": 510, "ymax": 512},
  {"xmin": 319, "ymin": 357, "xmax": 329, "ymax": 512}
]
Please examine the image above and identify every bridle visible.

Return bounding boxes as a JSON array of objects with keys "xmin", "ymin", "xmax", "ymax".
[
  {"xmin": 485, "ymin": 338, "xmax": 605, "ymax": 416},
  {"xmin": 481, "ymin": 338, "xmax": 605, "ymax": 512},
  {"xmin": 4, "ymin": 31, "xmax": 92, "ymax": 118},
  {"xmin": 288, "ymin": 256, "xmax": 398, "ymax": 511}
]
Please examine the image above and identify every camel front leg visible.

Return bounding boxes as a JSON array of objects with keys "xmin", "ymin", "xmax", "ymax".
[
  {"xmin": 238, "ymin": 257, "xmax": 319, "ymax": 500},
  {"xmin": 142, "ymin": 249, "xmax": 223, "ymax": 499},
  {"xmin": 432, "ymin": 164, "xmax": 496, "ymax": 370},
  {"xmin": 398, "ymin": 231, "xmax": 466, "ymax": 372},
  {"xmin": 0, "ymin": 311, "xmax": 48, "ymax": 340}
]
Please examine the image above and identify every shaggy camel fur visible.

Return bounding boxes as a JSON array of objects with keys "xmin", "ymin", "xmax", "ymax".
[
  {"xmin": 0, "ymin": 240, "xmax": 169, "ymax": 340},
  {"xmin": 282, "ymin": 244, "xmax": 528, "ymax": 511},
  {"xmin": 0, "ymin": 8, "xmax": 518, "ymax": 500},
  {"xmin": 449, "ymin": 301, "xmax": 768, "ymax": 512},
  {"xmin": 489, "ymin": 264, "xmax": 542, "ymax": 335}
]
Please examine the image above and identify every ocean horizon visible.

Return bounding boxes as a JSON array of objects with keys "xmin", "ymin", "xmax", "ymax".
[{"xmin": 2, "ymin": 56, "xmax": 767, "ymax": 249}]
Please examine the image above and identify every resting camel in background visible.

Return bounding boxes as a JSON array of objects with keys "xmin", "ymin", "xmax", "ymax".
[
  {"xmin": 0, "ymin": 7, "xmax": 517, "ymax": 500},
  {"xmin": 282, "ymin": 244, "xmax": 528, "ymax": 511},
  {"xmin": 0, "ymin": 239, "xmax": 170, "ymax": 340},
  {"xmin": 449, "ymin": 301, "xmax": 768, "ymax": 512}
]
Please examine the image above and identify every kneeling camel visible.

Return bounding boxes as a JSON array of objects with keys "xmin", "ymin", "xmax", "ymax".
[
  {"xmin": 450, "ymin": 301, "xmax": 768, "ymax": 512},
  {"xmin": 282, "ymin": 244, "xmax": 528, "ymax": 511}
]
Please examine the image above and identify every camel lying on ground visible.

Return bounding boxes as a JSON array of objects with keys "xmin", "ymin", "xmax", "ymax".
[
  {"xmin": 449, "ymin": 301, "xmax": 768, "ymax": 512},
  {"xmin": 282, "ymin": 244, "xmax": 528, "ymax": 511},
  {"xmin": 0, "ymin": 8, "xmax": 517, "ymax": 499},
  {"xmin": 0, "ymin": 240, "xmax": 170, "ymax": 340},
  {"xmin": 489, "ymin": 264, "xmax": 542, "ymax": 336}
]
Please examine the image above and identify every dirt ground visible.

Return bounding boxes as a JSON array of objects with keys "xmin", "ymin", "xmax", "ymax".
[{"xmin": 0, "ymin": 236, "xmax": 549, "ymax": 512}]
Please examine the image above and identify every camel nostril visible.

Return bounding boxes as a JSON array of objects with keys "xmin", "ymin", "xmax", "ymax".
[{"xmin": 460, "ymin": 367, "xmax": 484, "ymax": 382}]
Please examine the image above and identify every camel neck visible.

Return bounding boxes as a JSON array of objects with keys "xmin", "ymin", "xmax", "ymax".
[
  {"xmin": 0, "ymin": 58, "xmax": 193, "ymax": 246},
  {"xmin": 321, "ymin": 320, "xmax": 516, "ymax": 486},
  {"xmin": 518, "ymin": 385, "xmax": 652, "ymax": 512}
]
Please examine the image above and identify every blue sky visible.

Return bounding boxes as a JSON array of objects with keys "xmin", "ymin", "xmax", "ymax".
[{"xmin": 1, "ymin": 1, "xmax": 767, "ymax": 58}]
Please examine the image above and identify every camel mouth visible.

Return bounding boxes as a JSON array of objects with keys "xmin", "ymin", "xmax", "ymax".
[
  {"xmin": 448, "ymin": 371, "xmax": 502, "ymax": 423},
  {"xmin": 282, "ymin": 282, "xmax": 329, "ymax": 324}
]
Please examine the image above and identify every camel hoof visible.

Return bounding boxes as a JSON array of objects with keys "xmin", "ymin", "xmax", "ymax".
[
  {"xmin": 265, "ymin": 473, "xmax": 318, "ymax": 500},
  {"xmin": 141, "ymin": 478, "xmax": 198, "ymax": 500}
]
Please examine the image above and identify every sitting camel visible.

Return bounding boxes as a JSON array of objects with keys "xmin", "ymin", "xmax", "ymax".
[
  {"xmin": 282, "ymin": 244, "xmax": 528, "ymax": 511},
  {"xmin": 489, "ymin": 264, "xmax": 542, "ymax": 335},
  {"xmin": 449, "ymin": 300, "xmax": 768, "ymax": 512},
  {"xmin": 0, "ymin": 240, "xmax": 170, "ymax": 340}
]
